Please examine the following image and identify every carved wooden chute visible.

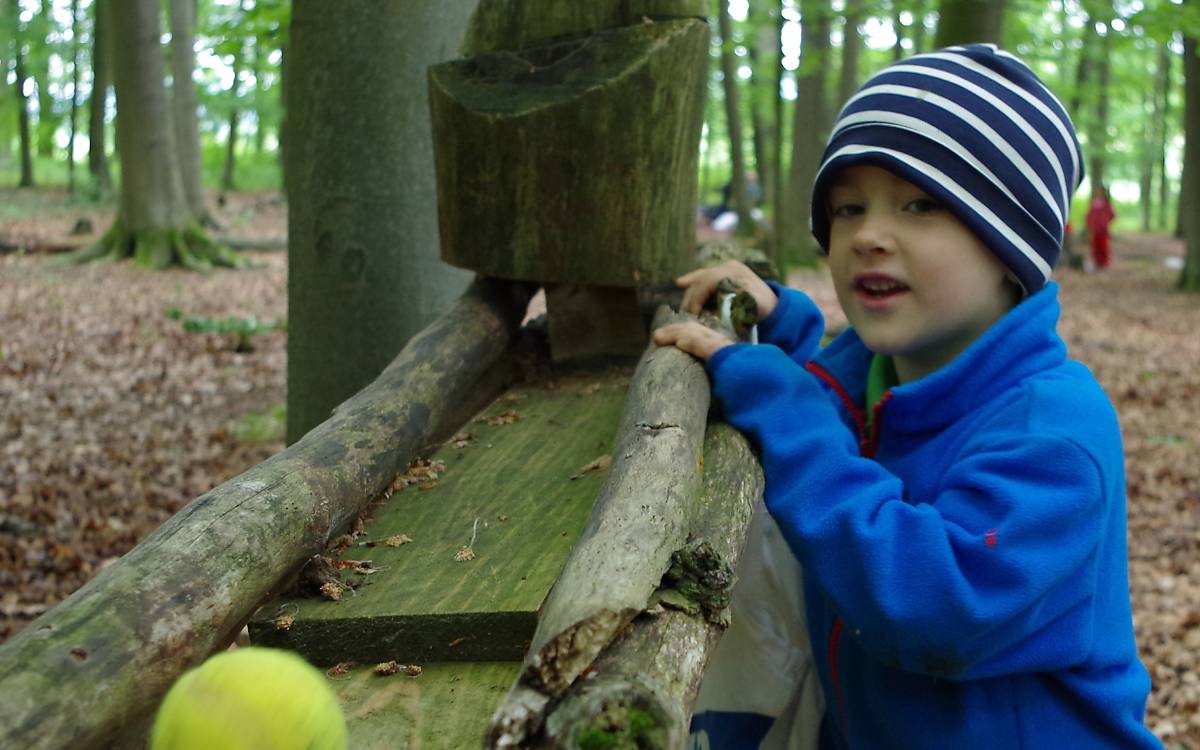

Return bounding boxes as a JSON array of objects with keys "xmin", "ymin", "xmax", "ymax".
[{"xmin": 430, "ymin": 2, "xmax": 709, "ymax": 361}]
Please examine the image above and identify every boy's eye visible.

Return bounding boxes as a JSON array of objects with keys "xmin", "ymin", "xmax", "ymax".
[
  {"xmin": 905, "ymin": 198, "xmax": 942, "ymax": 214},
  {"xmin": 830, "ymin": 202, "xmax": 864, "ymax": 219}
]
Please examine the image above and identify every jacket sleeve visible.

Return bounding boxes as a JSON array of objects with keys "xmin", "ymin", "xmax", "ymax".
[
  {"xmin": 750, "ymin": 282, "xmax": 826, "ymax": 365},
  {"xmin": 706, "ymin": 344, "xmax": 1106, "ymax": 681}
]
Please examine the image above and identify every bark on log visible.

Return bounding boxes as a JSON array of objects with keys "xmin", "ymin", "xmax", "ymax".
[
  {"xmin": 538, "ymin": 423, "xmax": 763, "ymax": 749},
  {"xmin": 485, "ymin": 307, "xmax": 716, "ymax": 749},
  {"xmin": 0, "ymin": 277, "xmax": 533, "ymax": 750}
]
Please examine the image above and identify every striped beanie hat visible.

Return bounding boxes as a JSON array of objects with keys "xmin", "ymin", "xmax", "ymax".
[{"xmin": 810, "ymin": 44, "xmax": 1085, "ymax": 294}]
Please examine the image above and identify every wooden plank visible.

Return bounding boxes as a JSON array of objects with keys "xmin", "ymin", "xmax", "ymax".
[
  {"xmin": 334, "ymin": 661, "xmax": 520, "ymax": 750},
  {"xmin": 249, "ymin": 369, "xmax": 631, "ymax": 666}
]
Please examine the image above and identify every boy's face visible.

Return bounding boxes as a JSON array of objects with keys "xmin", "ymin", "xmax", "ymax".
[{"xmin": 826, "ymin": 165, "xmax": 1017, "ymax": 383}]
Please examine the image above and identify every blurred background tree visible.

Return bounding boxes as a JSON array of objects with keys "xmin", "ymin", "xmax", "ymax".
[{"xmin": 0, "ymin": 0, "xmax": 1195, "ymax": 282}]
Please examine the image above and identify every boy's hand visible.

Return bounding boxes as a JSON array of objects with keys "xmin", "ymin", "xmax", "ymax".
[
  {"xmin": 676, "ymin": 261, "xmax": 777, "ymax": 320},
  {"xmin": 653, "ymin": 322, "xmax": 735, "ymax": 362}
]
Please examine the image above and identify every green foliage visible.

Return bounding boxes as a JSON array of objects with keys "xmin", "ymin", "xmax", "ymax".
[
  {"xmin": 200, "ymin": 142, "xmax": 281, "ymax": 192},
  {"xmin": 166, "ymin": 308, "xmax": 285, "ymax": 353},
  {"xmin": 235, "ymin": 404, "xmax": 287, "ymax": 444}
]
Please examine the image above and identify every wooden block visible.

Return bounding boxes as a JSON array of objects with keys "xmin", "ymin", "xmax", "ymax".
[
  {"xmin": 249, "ymin": 370, "xmax": 630, "ymax": 666},
  {"xmin": 430, "ymin": 20, "xmax": 709, "ymax": 286},
  {"xmin": 333, "ymin": 661, "xmax": 520, "ymax": 749}
]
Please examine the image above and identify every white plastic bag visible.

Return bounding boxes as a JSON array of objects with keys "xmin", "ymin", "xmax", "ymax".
[{"xmin": 689, "ymin": 499, "xmax": 824, "ymax": 750}]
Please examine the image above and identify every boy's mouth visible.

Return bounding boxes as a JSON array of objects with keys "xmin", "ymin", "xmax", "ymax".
[{"xmin": 854, "ymin": 273, "xmax": 909, "ymax": 300}]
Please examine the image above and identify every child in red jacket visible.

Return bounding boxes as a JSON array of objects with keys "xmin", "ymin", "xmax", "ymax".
[{"xmin": 1087, "ymin": 184, "xmax": 1116, "ymax": 269}]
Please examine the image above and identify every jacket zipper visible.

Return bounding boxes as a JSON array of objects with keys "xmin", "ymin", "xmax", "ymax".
[{"xmin": 806, "ymin": 361, "xmax": 895, "ymax": 746}]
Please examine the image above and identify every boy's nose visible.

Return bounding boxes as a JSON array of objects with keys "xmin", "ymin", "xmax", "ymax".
[{"xmin": 851, "ymin": 212, "xmax": 896, "ymax": 256}]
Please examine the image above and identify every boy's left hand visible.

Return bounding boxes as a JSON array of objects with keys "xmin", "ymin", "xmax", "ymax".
[{"xmin": 653, "ymin": 322, "xmax": 735, "ymax": 362}]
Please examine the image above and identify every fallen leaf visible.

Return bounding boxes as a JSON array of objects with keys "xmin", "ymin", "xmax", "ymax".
[
  {"xmin": 476, "ymin": 410, "xmax": 519, "ymax": 426},
  {"xmin": 570, "ymin": 454, "xmax": 612, "ymax": 480},
  {"xmin": 319, "ymin": 582, "xmax": 343, "ymax": 602},
  {"xmin": 384, "ymin": 534, "xmax": 412, "ymax": 547},
  {"xmin": 374, "ymin": 661, "xmax": 400, "ymax": 676},
  {"xmin": 326, "ymin": 661, "xmax": 357, "ymax": 679}
]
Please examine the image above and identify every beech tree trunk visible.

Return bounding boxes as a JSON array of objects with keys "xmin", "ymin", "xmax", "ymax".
[
  {"xmin": 286, "ymin": 0, "xmax": 478, "ymax": 443},
  {"xmin": 717, "ymin": 0, "xmax": 755, "ymax": 234},
  {"xmin": 88, "ymin": 0, "xmax": 113, "ymax": 196},
  {"xmin": 67, "ymin": 0, "xmax": 81, "ymax": 193},
  {"xmin": 778, "ymin": 0, "xmax": 830, "ymax": 266},
  {"xmin": 220, "ymin": 0, "xmax": 249, "ymax": 193},
  {"xmin": 67, "ymin": 0, "xmax": 240, "ymax": 270},
  {"xmin": 839, "ymin": 0, "xmax": 864, "ymax": 107},
  {"xmin": 934, "ymin": 0, "xmax": 1005, "ymax": 47},
  {"xmin": 1158, "ymin": 43, "xmax": 1173, "ymax": 231},
  {"xmin": 1179, "ymin": 31, "xmax": 1200, "ymax": 290},
  {"xmin": 32, "ymin": 0, "xmax": 57, "ymax": 158},
  {"xmin": 10, "ymin": 2, "xmax": 33, "ymax": 187},
  {"xmin": 771, "ymin": 0, "xmax": 786, "ymax": 268},
  {"xmin": 1089, "ymin": 26, "xmax": 1113, "ymax": 189},
  {"xmin": 0, "ymin": 278, "xmax": 533, "ymax": 750},
  {"xmin": 170, "ymin": 0, "xmax": 210, "ymax": 223}
]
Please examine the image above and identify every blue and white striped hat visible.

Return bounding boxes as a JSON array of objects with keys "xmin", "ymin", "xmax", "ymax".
[{"xmin": 810, "ymin": 44, "xmax": 1085, "ymax": 294}]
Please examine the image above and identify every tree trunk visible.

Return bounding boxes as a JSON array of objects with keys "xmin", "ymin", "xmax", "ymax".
[
  {"xmin": 486, "ymin": 309, "xmax": 716, "ymax": 749},
  {"xmin": 1179, "ymin": 31, "xmax": 1200, "ymax": 290},
  {"xmin": 221, "ymin": 0, "xmax": 249, "ymax": 194},
  {"xmin": 11, "ymin": 5, "xmax": 34, "ymax": 188},
  {"xmin": 286, "ymin": 0, "xmax": 478, "ymax": 443},
  {"xmin": 67, "ymin": 0, "xmax": 81, "ymax": 193},
  {"xmin": 170, "ymin": 0, "xmax": 210, "ymax": 224},
  {"xmin": 1139, "ymin": 41, "xmax": 1155, "ymax": 233},
  {"xmin": 88, "ymin": 0, "xmax": 113, "ymax": 197},
  {"xmin": 1088, "ymin": 26, "xmax": 1113, "ymax": 190},
  {"xmin": 838, "ymin": 0, "xmax": 864, "ymax": 108},
  {"xmin": 0, "ymin": 277, "xmax": 533, "ymax": 750},
  {"xmin": 746, "ymin": 0, "xmax": 773, "ymax": 208},
  {"xmin": 67, "ymin": 0, "xmax": 239, "ymax": 269},
  {"xmin": 771, "ymin": 0, "xmax": 786, "ymax": 269},
  {"xmin": 32, "ymin": 0, "xmax": 57, "ymax": 158},
  {"xmin": 0, "ymin": 40, "xmax": 10, "ymax": 165},
  {"xmin": 934, "ymin": 0, "xmax": 1005, "ymax": 47},
  {"xmin": 1158, "ymin": 41, "xmax": 1173, "ymax": 231},
  {"xmin": 1068, "ymin": 9, "xmax": 1093, "ymax": 126},
  {"xmin": 911, "ymin": 0, "xmax": 928, "ymax": 54},
  {"xmin": 252, "ymin": 39, "xmax": 266, "ymax": 153},
  {"xmin": 717, "ymin": 0, "xmax": 755, "ymax": 234},
  {"xmin": 778, "ymin": 0, "xmax": 830, "ymax": 266},
  {"xmin": 536, "ymin": 422, "xmax": 763, "ymax": 749},
  {"xmin": 892, "ymin": 1, "xmax": 906, "ymax": 62}
]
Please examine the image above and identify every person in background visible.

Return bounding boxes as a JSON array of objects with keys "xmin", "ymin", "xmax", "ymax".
[{"xmin": 1087, "ymin": 183, "xmax": 1116, "ymax": 270}]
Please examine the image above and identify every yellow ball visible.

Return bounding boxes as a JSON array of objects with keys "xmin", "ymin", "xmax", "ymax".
[{"xmin": 150, "ymin": 647, "xmax": 347, "ymax": 750}]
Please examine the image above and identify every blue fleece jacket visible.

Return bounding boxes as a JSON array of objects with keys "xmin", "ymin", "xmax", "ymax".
[{"xmin": 705, "ymin": 282, "xmax": 1161, "ymax": 749}]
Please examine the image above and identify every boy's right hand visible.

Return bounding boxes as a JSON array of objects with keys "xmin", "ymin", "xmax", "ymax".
[{"xmin": 677, "ymin": 260, "xmax": 777, "ymax": 320}]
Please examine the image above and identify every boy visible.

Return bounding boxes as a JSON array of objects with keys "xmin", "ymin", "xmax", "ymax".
[{"xmin": 658, "ymin": 45, "xmax": 1162, "ymax": 749}]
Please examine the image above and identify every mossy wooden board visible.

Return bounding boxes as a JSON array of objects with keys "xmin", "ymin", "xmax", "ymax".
[
  {"xmin": 249, "ymin": 369, "xmax": 631, "ymax": 665},
  {"xmin": 334, "ymin": 661, "xmax": 520, "ymax": 749}
]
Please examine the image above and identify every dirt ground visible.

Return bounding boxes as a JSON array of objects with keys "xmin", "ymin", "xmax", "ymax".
[{"xmin": 1, "ymin": 193, "xmax": 1197, "ymax": 748}]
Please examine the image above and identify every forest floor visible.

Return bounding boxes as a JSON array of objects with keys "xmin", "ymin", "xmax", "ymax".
[{"xmin": 1, "ymin": 191, "xmax": 1197, "ymax": 748}]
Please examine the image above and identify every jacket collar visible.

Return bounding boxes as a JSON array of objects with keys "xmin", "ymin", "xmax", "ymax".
[{"xmin": 811, "ymin": 282, "xmax": 1067, "ymax": 433}]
